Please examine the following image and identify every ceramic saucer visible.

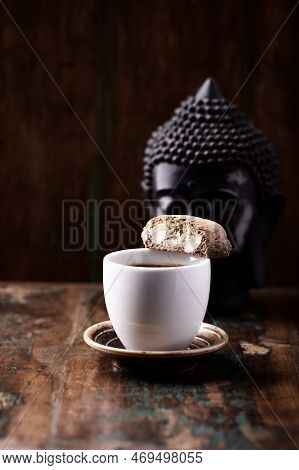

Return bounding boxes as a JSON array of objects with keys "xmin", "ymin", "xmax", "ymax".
[{"xmin": 83, "ymin": 321, "xmax": 228, "ymax": 373}]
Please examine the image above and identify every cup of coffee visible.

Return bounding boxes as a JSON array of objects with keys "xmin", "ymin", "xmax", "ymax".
[{"xmin": 103, "ymin": 248, "xmax": 211, "ymax": 351}]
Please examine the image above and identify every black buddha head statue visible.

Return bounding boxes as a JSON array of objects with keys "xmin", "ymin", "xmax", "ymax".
[{"xmin": 141, "ymin": 78, "xmax": 284, "ymax": 313}]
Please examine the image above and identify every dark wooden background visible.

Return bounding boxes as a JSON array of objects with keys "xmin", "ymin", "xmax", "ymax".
[{"xmin": 0, "ymin": 0, "xmax": 298, "ymax": 284}]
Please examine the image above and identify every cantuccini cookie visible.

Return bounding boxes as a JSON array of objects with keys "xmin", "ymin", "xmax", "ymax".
[{"xmin": 141, "ymin": 215, "xmax": 231, "ymax": 258}]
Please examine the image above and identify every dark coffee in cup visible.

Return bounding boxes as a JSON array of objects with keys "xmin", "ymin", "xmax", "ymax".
[{"xmin": 131, "ymin": 264, "xmax": 184, "ymax": 268}]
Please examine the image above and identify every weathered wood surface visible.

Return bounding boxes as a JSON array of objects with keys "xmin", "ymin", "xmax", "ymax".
[{"xmin": 0, "ymin": 283, "xmax": 298, "ymax": 450}]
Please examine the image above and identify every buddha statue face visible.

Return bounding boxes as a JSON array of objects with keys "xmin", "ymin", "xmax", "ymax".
[{"xmin": 147, "ymin": 162, "xmax": 283, "ymax": 312}]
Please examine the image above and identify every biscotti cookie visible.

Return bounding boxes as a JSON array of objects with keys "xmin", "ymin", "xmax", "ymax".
[{"xmin": 141, "ymin": 215, "xmax": 231, "ymax": 258}]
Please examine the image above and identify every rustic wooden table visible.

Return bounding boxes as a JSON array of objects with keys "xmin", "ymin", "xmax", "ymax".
[{"xmin": 0, "ymin": 283, "xmax": 298, "ymax": 450}]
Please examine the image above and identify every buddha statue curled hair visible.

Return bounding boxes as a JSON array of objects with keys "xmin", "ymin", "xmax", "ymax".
[{"xmin": 142, "ymin": 78, "xmax": 280, "ymax": 204}]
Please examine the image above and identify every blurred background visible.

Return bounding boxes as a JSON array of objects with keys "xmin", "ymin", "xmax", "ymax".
[{"xmin": 0, "ymin": 0, "xmax": 298, "ymax": 284}]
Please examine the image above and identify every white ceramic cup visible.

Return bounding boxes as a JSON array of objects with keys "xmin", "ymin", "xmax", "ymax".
[{"xmin": 103, "ymin": 248, "xmax": 211, "ymax": 351}]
